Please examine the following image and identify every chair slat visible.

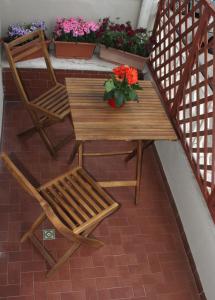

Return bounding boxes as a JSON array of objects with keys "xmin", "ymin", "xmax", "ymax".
[
  {"xmin": 11, "ymin": 37, "xmax": 41, "ymax": 56},
  {"xmin": 49, "ymin": 184, "xmax": 84, "ymax": 225},
  {"xmin": 8, "ymin": 30, "xmax": 41, "ymax": 47},
  {"xmin": 67, "ymin": 175, "xmax": 102, "ymax": 213},
  {"xmin": 14, "ymin": 45, "xmax": 42, "ymax": 63},
  {"xmin": 71, "ymin": 172, "xmax": 108, "ymax": 209},
  {"xmin": 63, "ymin": 177, "xmax": 96, "ymax": 217},
  {"xmin": 76, "ymin": 168, "xmax": 115, "ymax": 205},
  {"xmin": 33, "ymin": 85, "xmax": 61, "ymax": 104},
  {"xmin": 44, "ymin": 93, "xmax": 68, "ymax": 110},
  {"xmin": 34, "ymin": 85, "xmax": 65, "ymax": 106},
  {"xmin": 57, "ymin": 179, "xmax": 90, "ymax": 221},
  {"xmin": 41, "ymin": 189, "xmax": 76, "ymax": 229}
]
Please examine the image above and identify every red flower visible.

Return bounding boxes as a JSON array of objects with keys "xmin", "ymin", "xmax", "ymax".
[
  {"xmin": 113, "ymin": 65, "xmax": 138, "ymax": 85},
  {"xmin": 125, "ymin": 67, "xmax": 138, "ymax": 85},
  {"xmin": 113, "ymin": 65, "xmax": 129, "ymax": 81},
  {"xmin": 127, "ymin": 30, "xmax": 135, "ymax": 37}
]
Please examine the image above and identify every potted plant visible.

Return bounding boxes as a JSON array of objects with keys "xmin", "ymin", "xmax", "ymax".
[
  {"xmin": 4, "ymin": 21, "xmax": 50, "ymax": 61},
  {"xmin": 104, "ymin": 65, "xmax": 142, "ymax": 108},
  {"xmin": 97, "ymin": 18, "xmax": 152, "ymax": 70},
  {"xmin": 53, "ymin": 17, "xmax": 101, "ymax": 59}
]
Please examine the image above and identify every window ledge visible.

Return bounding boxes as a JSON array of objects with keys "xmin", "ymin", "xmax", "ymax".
[{"xmin": 2, "ymin": 53, "xmax": 119, "ymax": 72}]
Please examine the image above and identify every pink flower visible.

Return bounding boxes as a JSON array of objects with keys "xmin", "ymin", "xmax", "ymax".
[{"xmin": 54, "ymin": 16, "xmax": 101, "ymax": 39}]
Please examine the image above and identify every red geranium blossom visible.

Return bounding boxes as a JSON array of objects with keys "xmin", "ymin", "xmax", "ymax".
[
  {"xmin": 125, "ymin": 67, "xmax": 138, "ymax": 85},
  {"xmin": 113, "ymin": 65, "xmax": 129, "ymax": 81},
  {"xmin": 113, "ymin": 65, "xmax": 138, "ymax": 85}
]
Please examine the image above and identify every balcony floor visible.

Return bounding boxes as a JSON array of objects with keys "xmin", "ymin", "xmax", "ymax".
[{"xmin": 0, "ymin": 102, "xmax": 201, "ymax": 300}]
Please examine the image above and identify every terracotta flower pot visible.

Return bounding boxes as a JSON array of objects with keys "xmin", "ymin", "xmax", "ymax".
[
  {"xmin": 99, "ymin": 44, "xmax": 149, "ymax": 70},
  {"xmin": 54, "ymin": 41, "xmax": 96, "ymax": 59},
  {"xmin": 15, "ymin": 40, "xmax": 51, "ymax": 62},
  {"xmin": 107, "ymin": 99, "xmax": 125, "ymax": 108}
]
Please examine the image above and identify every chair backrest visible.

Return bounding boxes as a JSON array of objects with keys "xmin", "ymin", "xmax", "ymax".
[
  {"xmin": 4, "ymin": 30, "xmax": 57, "ymax": 105},
  {"xmin": 0, "ymin": 152, "xmax": 78, "ymax": 241},
  {"xmin": 1, "ymin": 152, "xmax": 45, "ymax": 202}
]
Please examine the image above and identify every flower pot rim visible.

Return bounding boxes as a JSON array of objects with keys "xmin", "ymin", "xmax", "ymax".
[
  {"xmin": 99, "ymin": 44, "xmax": 150, "ymax": 60},
  {"xmin": 53, "ymin": 40, "xmax": 96, "ymax": 46}
]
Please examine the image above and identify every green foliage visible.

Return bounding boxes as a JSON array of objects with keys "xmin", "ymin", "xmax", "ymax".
[
  {"xmin": 97, "ymin": 18, "xmax": 152, "ymax": 57},
  {"xmin": 104, "ymin": 76, "xmax": 140, "ymax": 106}
]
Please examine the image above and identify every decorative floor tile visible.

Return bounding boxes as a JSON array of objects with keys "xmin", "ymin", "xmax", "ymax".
[{"xmin": 43, "ymin": 229, "xmax": 55, "ymax": 240}]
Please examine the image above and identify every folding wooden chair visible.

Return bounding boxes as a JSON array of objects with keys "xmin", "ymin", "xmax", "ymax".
[
  {"xmin": 4, "ymin": 30, "xmax": 73, "ymax": 157},
  {"xmin": 1, "ymin": 152, "xmax": 119, "ymax": 277}
]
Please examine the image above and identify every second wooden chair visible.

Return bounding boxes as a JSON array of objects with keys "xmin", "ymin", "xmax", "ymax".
[{"xmin": 4, "ymin": 30, "xmax": 73, "ymax": 157}]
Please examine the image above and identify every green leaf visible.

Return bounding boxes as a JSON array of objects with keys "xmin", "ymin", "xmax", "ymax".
[
  {"xmin": 104, "ymin": 90, "xmax": 114, "ymax": 100},
  {"xmin": 128, "ymin": 89, "xmax": 138, "ymax": 101},
  {"xmin": 114, "ymin": 90, "xmax": 125, "ymax": 107},
  {"xmin": 132, "ymin": 84, "xmax": 143, "ymax": 90},
  {"xmin": 104, "ymin": 79, "xmax": 115, "ymax": 92}
]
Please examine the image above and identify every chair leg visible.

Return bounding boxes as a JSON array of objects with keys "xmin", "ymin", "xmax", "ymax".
[
  {"xmin": 37, "ymin": 127, "xmax": 57, "ymax": 157},
  {"xmin": 125, "ymin": 148, "xmax": 137, "ymax": 162},
  {"xmin": 46, "ymin": 222, "xmax": 103, "ymax": 277},
  {"xmin": 125, "ymin": 141, "xmax": 154, "ymax": 162},
  {"xmin": 46, "ymin": 241, "xmax": 81, "ymax": 278},
  {"xmin": 19, "ymin": 112, "xmax": 73, "ymax": 158},
  {"xmin": 135, "ymin": 141, "xmax": 143, "ymax": 205},
  {"xmin": 20, "ymin": 212, "xmax": 46, "ymax": 243},
  {"xmin": 17, "ymin": 118, "xmax": 56, "ymax": 140}
]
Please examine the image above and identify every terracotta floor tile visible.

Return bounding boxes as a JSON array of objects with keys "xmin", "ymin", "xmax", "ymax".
[{"xmin": 0, "ymin": 102, "xmax": 201, "ymax": 299}]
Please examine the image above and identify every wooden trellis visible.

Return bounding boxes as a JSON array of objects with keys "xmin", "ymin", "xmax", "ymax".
[{"xmin": 148, "ymin": 0, "xmax": 215, "ymax": 221}]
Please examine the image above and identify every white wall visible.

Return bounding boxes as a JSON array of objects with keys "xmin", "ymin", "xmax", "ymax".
[
  {"xmin": 0, "ymin": 0, "xmax": 142, "ymax": 36},
  {"xmin": 156, "ymin": 141, "xmax": 215, "ymax": 300},
  {"xmin": 138, "ymin": 0, "xmax": 158, "ymax": 30}
]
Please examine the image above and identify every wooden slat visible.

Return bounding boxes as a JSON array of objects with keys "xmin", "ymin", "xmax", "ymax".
[
  {"xmin": 61, "ymin": 178, "xmax": 95, "ymax": 218},
  {"xmin": 49, "ymin": 183, "xmax": 84, "ymax": 225},
  {"xmin": 41, "ymin": 189, "xmax": 76, "ymax": 229},
  {"xmin": 11, "ymin": 37, "xmax": 41, "ymax": 56},
  {"xmin": 72, "ymin": 171, "xmax": 108, "ymax": 209},
  {"xmin": 8, "ymin": 30, "xmax": 41, "ymax": 47},
  {"xmin": 73, "ymin": 202, "xmax": 119, "ymax": 235},
  {"xmin": 14, "ymin": 45, "xmax": 42, "ymax": 63},
  {"xmin": 98, "ymin": 180, "xmax": 137, "ymax": 188},
  {"xmin": 33, "ymin": 85, "xmax": 65, "ymax": 105},
  {"xmin": 53, "ymin": 181, "xmax": 89, "ymax": 222},
  {"xmin": 67, "ymin": 175, "xmax": 102, "ymax": 213},
  {"xmin": 76, "ymin": 168, "xmax": 115, "ymax": 205}
]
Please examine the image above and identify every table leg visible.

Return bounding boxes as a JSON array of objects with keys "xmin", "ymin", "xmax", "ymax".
[
  {"xmin": 125, "ymin": 141, "xmax": 153, "ymax": 163},
  {"xmin": 78, "ymin": 142, "xmax": 84, "ymax": 167},
  {"xmin": 135, "ymin": 140, "xmax": 143, "ymax": 205},
  {"xmin": 68, "ymin": 141, "xmax": 82, "ymax": 164}
]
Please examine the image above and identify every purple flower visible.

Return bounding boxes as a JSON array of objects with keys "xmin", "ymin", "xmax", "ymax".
[{"xmin": 8, "ymin": 21, "xmax": 47, "ymax": 39}]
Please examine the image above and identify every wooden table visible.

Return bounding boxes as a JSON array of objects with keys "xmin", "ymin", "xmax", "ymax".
[{"xmin": 66, "ymin": 78, "xmax": 177, "ymax": 204}]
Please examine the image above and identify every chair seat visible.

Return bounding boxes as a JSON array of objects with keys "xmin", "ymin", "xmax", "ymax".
[
  {"xmin": 38, "ymin": 167, "xmax": 119, "ymax": 235},
  {"xmin": 29, "ymin": 84, "xmax": 70, "ymax": 120}
]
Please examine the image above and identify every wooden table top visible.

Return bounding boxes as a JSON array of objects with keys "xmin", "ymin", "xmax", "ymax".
[{"xmin": 66, "ymin": 78, "xmax": 177, "ymax": 141}]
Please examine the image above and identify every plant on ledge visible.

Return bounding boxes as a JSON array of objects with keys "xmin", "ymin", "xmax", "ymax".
[
  {"xmin": 53, "ymin": 17, "xmax": 101, "ymax": 59},
  {"xmin": 104, "ymin": 65, "xmax": 142, "ymax": 108},
  {"xmin": 4, "ymin": 21, "xmax": 47, "ymax": 42},
  {"xmin": 97, "ymin": 18, "xmax": 153, "ymax": 70},
  {"xmin": 3, "ymin": 21, "xmax": 50, "ymax": 62}
]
